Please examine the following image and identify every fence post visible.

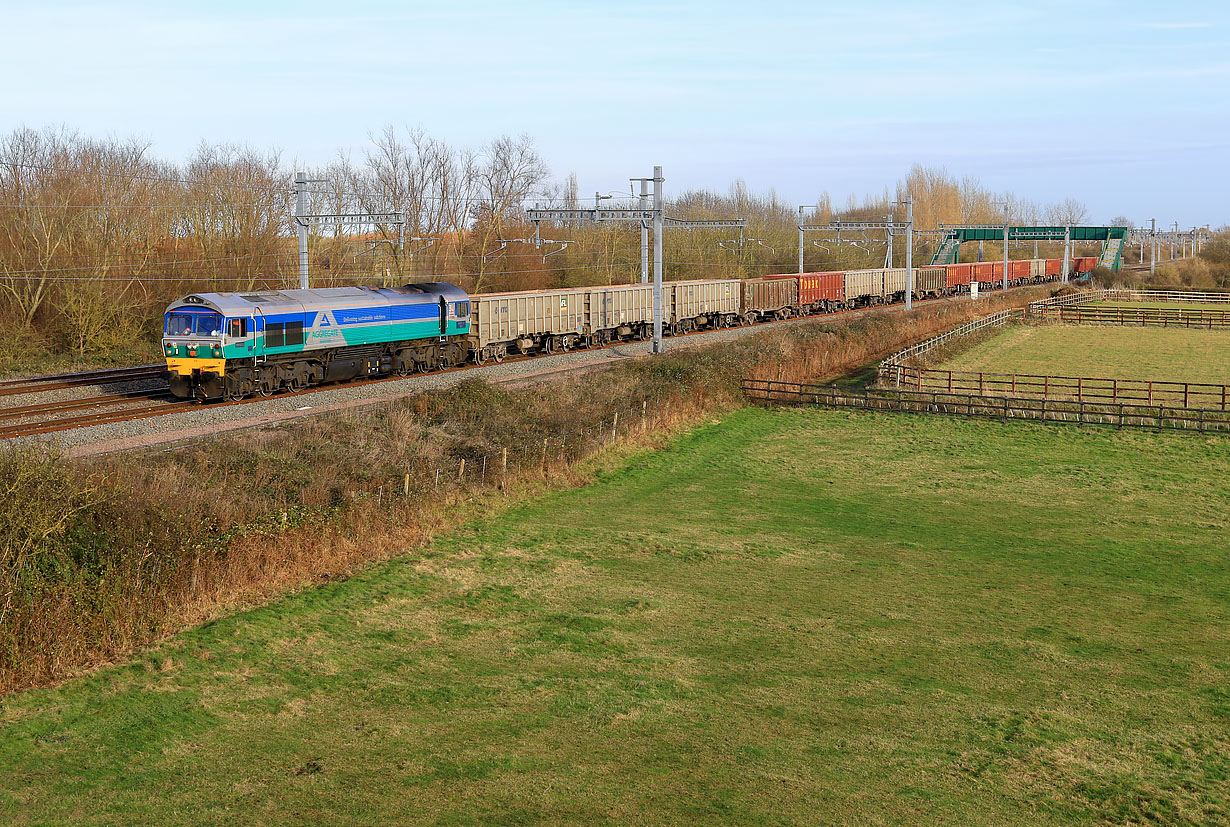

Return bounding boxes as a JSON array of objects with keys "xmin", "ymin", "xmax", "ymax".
[
  {"xmin": 434, "ymin": 469, "xmax": 440, "ymax": 490},
  {"xmin": 481, "ymin": 455, "xmax": 487, "ymax": 486},
  {"xmin": 501, "ymin": 447, "xmax": 508, "ymax": 482},
  {"xmin": 458, "ymin": 458, "xmax": 466, "ymax": 482},
  {"xmin": 403, "ymin": 473, "xmax": 410, "ymax": 497},
  {"xmin": 1184, "ymin": 384, "xmax": 1189, "ymax": 408},
  {"xmin": 377, "ymin": 486, "xmax": 383, "ymax": 507},
  {"xmin": 612, "ymin": 412, "xmax": 619, "ymax": 444}
]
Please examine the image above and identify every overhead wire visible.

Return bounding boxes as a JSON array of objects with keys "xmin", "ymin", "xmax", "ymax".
[
  {"xmin": 0, "ymin": 158, "xmax": 293, "ymax": 194},
  {"xmin": 0, "ymin": 260, "xmax": 641, "ymax": 283}
]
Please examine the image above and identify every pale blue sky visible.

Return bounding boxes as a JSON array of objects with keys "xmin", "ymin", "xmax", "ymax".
[{"xmin": 4, "ymin": 0, "xmax": 1227, "ymax": 226}]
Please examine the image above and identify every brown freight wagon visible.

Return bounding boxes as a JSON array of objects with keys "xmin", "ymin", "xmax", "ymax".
[
  {"xmin": 740, "ymin": 277, "xmax": 797, "ymax": 322},
  {"xmin": 469, "ymin": 286, "xmax": 588, "ymax": 360},
  {"xmin": 664, "ymin": 279, "xmax": 740, "ymax": 332},
  {"xmin": 882, "ymin": 268, "xmax": 910, "ymax": 300},
  {"xmin": 843, "ymin": 269, "xmax": 884, "ymax": 305},
  {"xmin": 584, "ymin": 284, "xmax": 652, "ymax": 342},
  {"xmin": 914, "ymin": 266, "xmax": 946, "ymax": 298}
]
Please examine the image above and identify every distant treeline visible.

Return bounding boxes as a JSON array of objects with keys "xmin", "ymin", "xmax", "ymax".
[{"xmin": 0, "ymin": 124, "xmax": 1216, "ymax": 362}]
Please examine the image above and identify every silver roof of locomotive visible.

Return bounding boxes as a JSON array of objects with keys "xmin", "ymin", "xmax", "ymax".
[{"xmin": 163, "ymin": 282, "xmax": 467, "ymax": 316}]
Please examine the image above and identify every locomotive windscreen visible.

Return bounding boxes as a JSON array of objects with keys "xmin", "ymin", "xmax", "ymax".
[{"xmin": 165, "ymin": 311, "xmax": 222, "ymax": 336}]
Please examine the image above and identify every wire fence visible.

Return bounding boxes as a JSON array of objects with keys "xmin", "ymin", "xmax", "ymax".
[
  {"xmin": 742, "ymin": 379, "xmax": 1230, "ymax": 435},
  {"xmin": 344, "ymin": 396, "xmax": 674, "ymax": 510}
]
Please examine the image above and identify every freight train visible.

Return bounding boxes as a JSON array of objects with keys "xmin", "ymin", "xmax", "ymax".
[{"xmin": 163, "ymin": 256, "xmax": 1096, "ymax": 400}]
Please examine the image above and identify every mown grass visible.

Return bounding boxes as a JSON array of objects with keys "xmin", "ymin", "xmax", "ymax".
[
  {"xmin": 1, "ymin": 408, "xmax": 1226, "ymax": 825},
  {"xmin": 938, "ymin": 325, "xmax": 1230, "ymax": 383}
]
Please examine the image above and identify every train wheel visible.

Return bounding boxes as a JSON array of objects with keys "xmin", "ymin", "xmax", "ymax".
[
  {"xmin": 493, "ymin": 346, "xmax": 506, "ymax": 363},
  {"xmin": 256, "ymin": 376, "xmax": 276, "ymax": 398},
  {"xmin": 222, "ymin": 377, "xmax": 244, "ymax": 402}
]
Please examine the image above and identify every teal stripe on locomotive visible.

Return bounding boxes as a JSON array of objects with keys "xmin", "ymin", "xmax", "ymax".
[{"xmin": 162, "ymin": 283, "xmax": 470, "ymax": 362}]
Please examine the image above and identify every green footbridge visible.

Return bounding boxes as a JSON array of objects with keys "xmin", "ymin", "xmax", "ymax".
[{"xmin": 928, "ymin": 226, "xmax": 1128, "ymax": 271}]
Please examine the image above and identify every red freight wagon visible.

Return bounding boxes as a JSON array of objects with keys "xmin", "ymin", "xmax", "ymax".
[
  {"xmin": 1009, "ymin": 260, "xmax": 1030, "ymax": 280},
  {"xmin": 945, "ymin": 263, "xmax": 972, "ymax": 288},
  {"xmin": 972, "ymin": 262, "xmax": 996, "ymax": 282},
  {"xmin": 1075, "ymin": 256, "xmax": 1098, "ymax": 274},
  {"xmin": 1045, "ymin": 258, "xmax": 1063, "ymax": 276},
  {"xmin": 765, "ymin": 271, "xmax": 843, "ymax": 312}
]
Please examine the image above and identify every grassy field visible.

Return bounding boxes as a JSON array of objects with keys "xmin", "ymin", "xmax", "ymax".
[
  {"xmin": 938, "ymin": 324, "xmax": 1230, "ymax": 383},
  {"xmin": 2, "ymin": 408, "xmax": 1228, "ymax": 825}
]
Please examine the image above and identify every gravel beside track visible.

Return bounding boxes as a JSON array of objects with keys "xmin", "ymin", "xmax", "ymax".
[{"xmin": 14, "ymin": 291, "xmax": 1028, "ymax": 456}]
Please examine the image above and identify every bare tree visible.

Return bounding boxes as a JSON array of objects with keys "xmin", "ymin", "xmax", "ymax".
[{"xmin": 1045, "ymin": 198, "xmax": 1089, "ymax": 226}]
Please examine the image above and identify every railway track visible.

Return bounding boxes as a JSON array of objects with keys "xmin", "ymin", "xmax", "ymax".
[
  {"xmin": 0, "ymin": 362, "xmax": 181, "ymax": 439},
  {"xmin": 0, "ymin": 364, "xmax": 165, "ymax": 397},
  {"xmin": 0, "ymin": 287, "xmax": 1049, "ymax": 441}
]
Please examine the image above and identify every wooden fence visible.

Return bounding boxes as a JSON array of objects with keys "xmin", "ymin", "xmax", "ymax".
[
  {"xmin": 1121, "ymin": 289, "xmax": 1230, "ymax": 304},
  {"xmin": 742, "ymin": 378, "xmax": 1230, "ymax": 435},
  {"xmin": 1032, "ymin": 305, "xmax": 1230, "ymax": 328},
  {"xmin": 887, "ymin": 366, "xmax": 1230, "ymax": 410}
]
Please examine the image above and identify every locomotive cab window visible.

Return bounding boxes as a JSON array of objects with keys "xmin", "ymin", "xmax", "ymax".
[
  {"xmin": 228, "ymin": 318, "xmax": 248, "ymax": 337},
  {"xmin": 455, "ymin": 301, "xmax": 469, "ymax": 318}
]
